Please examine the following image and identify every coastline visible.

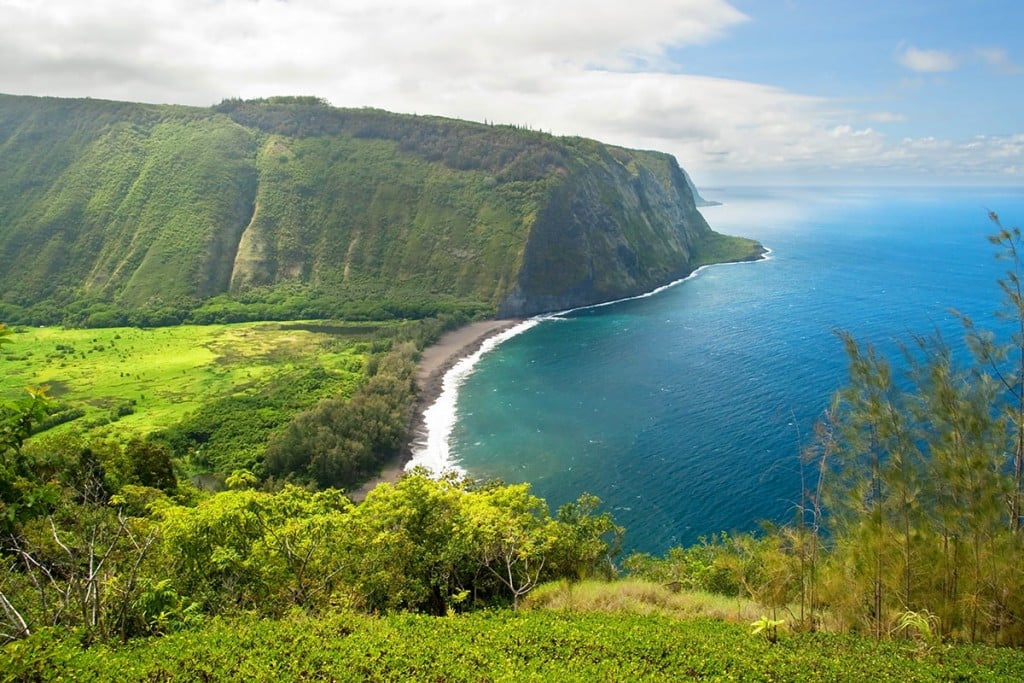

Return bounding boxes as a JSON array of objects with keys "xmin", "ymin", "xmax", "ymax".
[
  {"xmin": 347, "ymin": 246, "xmax": 770, "ymax": 502},
  {"xmin": 347, "ymin": 319, "xmax": 523, "ymax": 502}
]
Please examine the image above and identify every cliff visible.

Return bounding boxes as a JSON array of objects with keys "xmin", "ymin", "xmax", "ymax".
[
  {"xmin": 0, "ymin": 94, "xmax": 761, "ymax": 325},
  {"xmin": 499, "ymin": 140, "xmax": 733, "ymax": 316}
]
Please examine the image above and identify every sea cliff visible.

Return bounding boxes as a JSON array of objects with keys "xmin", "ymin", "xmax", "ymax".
[{"xmin": 0, "ymin": 94, "xmax": 761, "ymax": 324}]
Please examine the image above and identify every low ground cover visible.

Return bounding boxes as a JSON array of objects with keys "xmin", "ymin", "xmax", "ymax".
[
  {"xmin": 0, "ymin": 322, "xmax": 374, "ymax": 470},
  {"xmin": 5, "ymin": 608, "xmax": 1023, "ymax": 682}
]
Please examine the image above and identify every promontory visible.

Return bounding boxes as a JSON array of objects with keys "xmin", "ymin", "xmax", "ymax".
[{"xmin": 0, "ymin": 94, "xmax": 763, "ymax": 325}]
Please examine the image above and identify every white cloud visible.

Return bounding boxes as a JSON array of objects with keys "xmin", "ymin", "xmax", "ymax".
[
  {"xmin": 897, "ymin": 46, "xmax": 957, "ymax": 73},
  {"xmin": 0, "ymin": 1, "xmax": 1019, "ymax": 183},
  {"xmin": 0, "ymin": 1, "xmax": 751, "ymax": 104},
  {"xmin": 976, "ymin": 47, "xmax": 1024, "ymax": 75}
]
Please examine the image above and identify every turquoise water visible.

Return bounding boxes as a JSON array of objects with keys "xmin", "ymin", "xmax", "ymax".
[{"xmin": 448, "ymin": 186, "xmax": 1024, "ymax": 554}]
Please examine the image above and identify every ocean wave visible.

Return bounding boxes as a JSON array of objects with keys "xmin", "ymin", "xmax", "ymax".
[
  {"xmin": 406, "ymin": 253, "xmax": 770, "ymax": 479},
  {"xmin": 406, "ymin": 319, "xmax": 541, "ymax": 475}
]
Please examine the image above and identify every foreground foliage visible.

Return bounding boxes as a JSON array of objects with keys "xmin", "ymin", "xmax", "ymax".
[
  {"xmin": 523, "ymin": 578, "xmax": 765, "ymax": 623},
  {"xmin": 808, "ymin": 215, "xmax": 1024, "ymax": 644},
  {"xmin": 5, "ymin": 609, "xmax": 1024, "ymax": 682},
  {"xmin": 0, "ymin": 469, "xmax": 621, "ymax": 641}
]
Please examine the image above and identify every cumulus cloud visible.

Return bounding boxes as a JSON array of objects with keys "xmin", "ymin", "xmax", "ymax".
[
  {"xmin": 0, "ymin": 1, "xmax": 752, "ymax": 115},
  {"xmin": 897, "ymin": 46, "xmax": 957, "ymax": 73},
  {"xmin": 0, "ymin": 1, "xmax": 1018, "ymax": 183}
]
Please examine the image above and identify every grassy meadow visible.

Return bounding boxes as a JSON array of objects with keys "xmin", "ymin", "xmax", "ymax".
[{"xmin": 0, "ymin": 321, "xmax": 372, "ymax": 444}]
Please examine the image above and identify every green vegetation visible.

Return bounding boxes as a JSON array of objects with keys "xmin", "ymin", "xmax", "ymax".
[
  {"xmin": 0, "ymin": 93, "xmax": 757, "ymax": 325},
  {"xmin": 693, "ymin": 231, "xmax": 766, "ymax": 267},
  {"xmin": 0, "ymin": 323, "xmax": 362, "ymax": 429},
  {"xmin": 0, "ymin": 316, "xmax": 462, "ymax": 486},
  {"xmin": 0, "ymin": 461, "xmax": 620, "ymax": 633},
  {"xmin": 6, "ymin": 250, "xmax": 1024, "ymax": 678},
  {"xmin": 7, "ymin": 609, "xmax": 1024, "ymax": 682},
  {"xmin": 262, "ymin": 341, "xmax": 418, "ymax": 488},
  {"xmin": 523, "ymin": 578, "xmax": 764, "ymax": 622},
  {"xmin": 0, "ymin": 323, "xmax": 370, "ymax": 474},
  {"xmin": 5, "ymin": 91, "xmax": 1023, "ymax": 675}
]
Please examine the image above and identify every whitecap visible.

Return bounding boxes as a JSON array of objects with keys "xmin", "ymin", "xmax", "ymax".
[{"xmin": 406, "ymin": 319, "xmax": 540, "ymax": 476}]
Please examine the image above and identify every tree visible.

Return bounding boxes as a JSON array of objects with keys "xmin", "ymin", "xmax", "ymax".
[
  {"xmin": 264, "ymin": 344, "xmax": 417, "ymax": 490},
  {"xmin": 342, "ymin": 472, "xmax": 475, "ymax": 614},
  {"xmin": 125, "ymin": 439, "xmax": 177, "ymax": 492},
  {"xmin": 958, "ymin": 213, "xmax": 1024, "ymax": 531},
  {"xmin": 1, "ymin": 324, "xmax": 54, "ymax": 535},
  {"xmin": 4, "ymin": 506, "xmax": 158, "ymax": 640},
  {"xmin": 814, "ymin": 215, "xmax": 1024, "ymax": 643},
  {"xmin": 467, "ymin": 483, "xmax": 557, "ymax": 609},
  {"xmin": 549, "ymin": 493, "xmax": 623, "ymax": 580},
  {"xmin": 158, "ymin": 486, "xmax": 351, "ymax": 616}
]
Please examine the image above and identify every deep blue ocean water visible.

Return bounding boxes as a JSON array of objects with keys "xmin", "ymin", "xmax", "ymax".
[{"xmin": 446, "ymin": 186, "xmax": 1024, "ymax": 555}]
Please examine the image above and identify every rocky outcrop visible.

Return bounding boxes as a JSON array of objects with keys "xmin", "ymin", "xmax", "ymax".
[{"xmin": 681, "ymin": 168, "xmax": 721, "ymax": 208}]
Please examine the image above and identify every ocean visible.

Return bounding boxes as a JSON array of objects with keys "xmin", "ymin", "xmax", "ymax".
[{"xmin": 410, "ymin": 185, "xmax": 1024, "ymax": 555}]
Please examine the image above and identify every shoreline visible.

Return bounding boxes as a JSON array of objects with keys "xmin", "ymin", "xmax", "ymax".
[
  {"xmin": 347, "ymin": 246, "xmax": 770, "ymax": 502},
  {"xmin": 347, "ymin": 319, "xmax": 523, "ymax": 502}
]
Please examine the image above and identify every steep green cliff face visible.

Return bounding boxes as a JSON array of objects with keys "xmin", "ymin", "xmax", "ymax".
[
  {"xmin": 0, "ymin": 94, "xmax": 761, "ymax": 324},
  {"xmin": 497, "ymin": 140, "xmax": 727, "ymax": 316},
  {"xmin": 0, "ymin": 97, "xmax": 259, "ymax": 311}
]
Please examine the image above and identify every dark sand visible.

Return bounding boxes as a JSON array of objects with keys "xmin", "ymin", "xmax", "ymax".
[{"xmin": 347, "ymin": 319, "xmax": 522, "ymax": 501}]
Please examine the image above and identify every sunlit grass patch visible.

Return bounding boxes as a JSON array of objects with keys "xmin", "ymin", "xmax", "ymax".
[
  {"xmin": 523, "ymin": 578, "xmax": 763, "ymax": 623},
  {"xmin": 0, "ymin": 322, "xmax": 371, "ymax": 439}
]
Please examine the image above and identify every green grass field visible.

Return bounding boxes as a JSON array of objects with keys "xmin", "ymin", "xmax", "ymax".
[{"xmin": 0, "ymin": 322, "xmax": 374, "ymax": 440}]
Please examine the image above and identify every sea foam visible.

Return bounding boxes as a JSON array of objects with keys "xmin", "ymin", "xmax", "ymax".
[
  {"xmin": 407, "ymin": 319, "xmax": 540, "ymax": 475},
  {"xmin": 405, "ymin": 252, "xmax": 773, "ymax": 478}
]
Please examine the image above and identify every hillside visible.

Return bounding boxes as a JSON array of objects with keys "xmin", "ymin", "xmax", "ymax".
[{"xmin": 0, "ymin": 94, "xmax": 761, "ymax": 325}]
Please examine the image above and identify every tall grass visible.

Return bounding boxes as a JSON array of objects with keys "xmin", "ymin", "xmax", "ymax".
[{"xmin": 523, "ymin": 579, "xmax": 763, "ymax": 623}]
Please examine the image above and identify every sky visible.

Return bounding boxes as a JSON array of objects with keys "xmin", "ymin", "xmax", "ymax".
[{"xmin": 1, "ymin": 0, "xmax": 1022, "ymax": 186}]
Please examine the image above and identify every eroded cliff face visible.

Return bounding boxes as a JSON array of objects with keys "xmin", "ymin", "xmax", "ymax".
[{"xmin": 498, "ymin": 144, "xmax": 715, "ymax": 317}]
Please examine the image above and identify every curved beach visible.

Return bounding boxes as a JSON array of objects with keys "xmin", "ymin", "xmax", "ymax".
[
  {"xmin": 347, "ymin": 248, "xmax": 772, "ymax": 502},
  {"xmin": 347, "ymin": 252, "xmax": 773, "ymax": 502},
  {"xmin": 347, "ymin": 319, "xmax": 523, "ymax": 501}
]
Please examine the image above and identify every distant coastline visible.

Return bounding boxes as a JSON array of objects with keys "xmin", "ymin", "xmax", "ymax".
[{"xmin": 548, "ymin": 245, "xmax": 770, "ymax": 317}]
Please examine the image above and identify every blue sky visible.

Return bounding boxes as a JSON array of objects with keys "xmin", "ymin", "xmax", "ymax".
[
  {"xmin": 0, "ymin": 0, "xmax": 1020, "ymax": 186},
  {"xmin": 676, "ymin": 1, "xmax": 1023, "ymax": 140}
]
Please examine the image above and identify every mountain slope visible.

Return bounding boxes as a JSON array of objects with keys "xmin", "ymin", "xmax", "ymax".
[{"xmin": 0, "ymin": 94, "xmax": 762, "ymax": 324}]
